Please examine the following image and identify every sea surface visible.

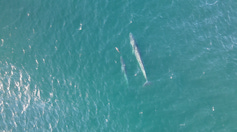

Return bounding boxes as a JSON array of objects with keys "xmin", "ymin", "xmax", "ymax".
[{"xmin": 1, "ymin": 0, "xmax": 237, "ymax": 131}]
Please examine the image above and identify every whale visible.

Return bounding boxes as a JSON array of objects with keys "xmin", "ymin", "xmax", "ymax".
[
  {"xmin": 129, "ymin": 33, "xmax": 149, "ymax": 86},
  {"xmin": 120, "ymin": 56, "xmax": 128, "ymax": 84}
]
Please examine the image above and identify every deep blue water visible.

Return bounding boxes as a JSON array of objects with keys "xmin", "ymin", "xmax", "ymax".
[{"xmin": 1, "ymin": 0, "xmax": 237, "ymax": 131}]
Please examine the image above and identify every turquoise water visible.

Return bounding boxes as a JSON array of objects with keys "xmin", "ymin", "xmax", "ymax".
[{"xmin": 1, "ymin": 0, "xmax": 237, "ymax": 131}]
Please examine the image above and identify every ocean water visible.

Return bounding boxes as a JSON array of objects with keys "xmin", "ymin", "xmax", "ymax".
[{"xmin": 1, "ymin": 0, "xmax": 237, "ymax": 131}]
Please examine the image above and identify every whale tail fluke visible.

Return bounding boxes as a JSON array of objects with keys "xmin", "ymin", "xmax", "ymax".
[{"xmin": 143, "ymin": 81, "xmax": 151, "ymax": 87}]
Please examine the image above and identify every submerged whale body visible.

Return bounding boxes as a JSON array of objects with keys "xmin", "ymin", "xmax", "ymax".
[{"xmin": 120, "ymin": 56, "xmax": 128, "ymax": 84}]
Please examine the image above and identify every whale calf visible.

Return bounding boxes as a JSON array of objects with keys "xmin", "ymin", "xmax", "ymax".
[
  {"xmin": 129, "ymin": 33, "xmax": 149, "ymax": 86},
  {"xmin": 120, "ymin": 56, "xmax": 128, "ymax": 84}
]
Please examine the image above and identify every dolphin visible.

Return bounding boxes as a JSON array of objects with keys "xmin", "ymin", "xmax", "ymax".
[
  {"xmin": 120, "ymin": 56, "xmax": 128, "ymax": 84},
  {"xmin": 129, "ymin": 33, "xmax": 149, "ymax": 86}
]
